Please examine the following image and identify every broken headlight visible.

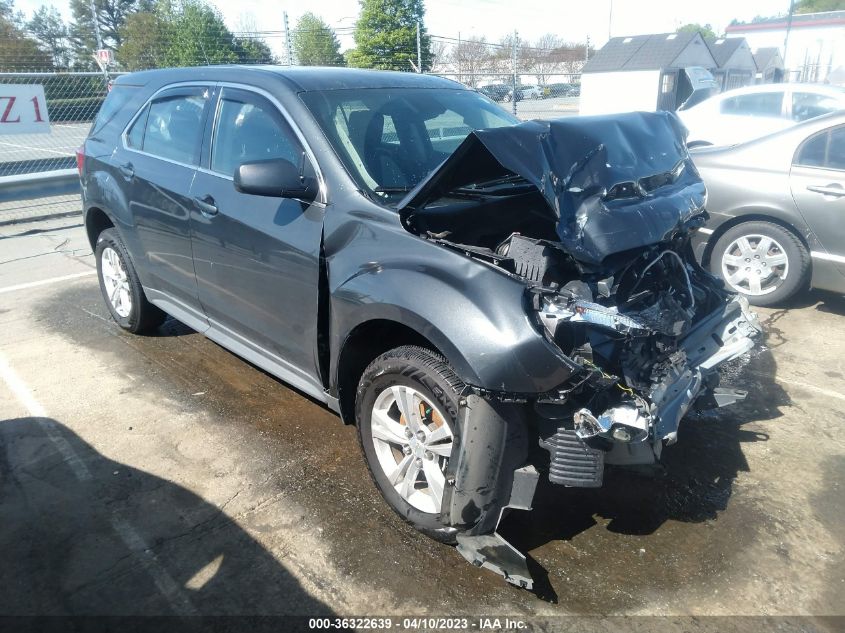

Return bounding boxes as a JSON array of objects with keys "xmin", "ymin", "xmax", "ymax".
[{"xmin": 536, "ymin": 295, "xmax": 652, "ymax": 338}]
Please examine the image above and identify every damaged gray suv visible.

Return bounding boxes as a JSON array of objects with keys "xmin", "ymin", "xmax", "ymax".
[{"xmin": 80, "ymin": 67, "xmax": 760, "ymax": 589}]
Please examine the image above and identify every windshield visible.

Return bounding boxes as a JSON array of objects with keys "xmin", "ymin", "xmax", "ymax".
[{"xmin": 300, "ymin": 87, "xmax": 518, "ymax": 204}]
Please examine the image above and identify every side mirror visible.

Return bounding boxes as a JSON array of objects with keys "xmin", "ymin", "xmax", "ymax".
[{"xmin": 234, "ymin": 158, "xmax": 317, "ymax": 201}]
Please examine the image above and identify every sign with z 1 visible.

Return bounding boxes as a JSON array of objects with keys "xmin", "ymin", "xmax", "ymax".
[{"xmin": 0, "ymin": 85, "xmax": 51, "ymax": 135}]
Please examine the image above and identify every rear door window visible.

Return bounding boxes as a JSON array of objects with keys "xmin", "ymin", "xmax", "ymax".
[
  {"xmin": 125, "ymin": 104, "xmax": 148, "ymax": 149},
  {"xmin": 210, "ymin": 88, "xmax": 303, "ymax": 177},
  {"xmin": 125, "ymin": 87, "xmax": 209, "ymax": 165},
  {"xmin": 720, "ymin": 92, "xmax": 784, "ymax": 117},
  {"xmin": 792, "ymin": 92, "xmax": 844, "ymax": 122},
  {"xmin": 794, "ymin": 126, "xmax": 845, "ymax": 170}
]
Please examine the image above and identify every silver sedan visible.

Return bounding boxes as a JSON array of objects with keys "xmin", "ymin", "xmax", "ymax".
[{"xmin": 691, "ymin": 112, "xmax": 845, "ymax": 306}]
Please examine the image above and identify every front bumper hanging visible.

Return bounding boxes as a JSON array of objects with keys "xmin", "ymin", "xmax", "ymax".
[{"xmin": 448, "ymin": 298, "xmax": 760, "ymax": 589}]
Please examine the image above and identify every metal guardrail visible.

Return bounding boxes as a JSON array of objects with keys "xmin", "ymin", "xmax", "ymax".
[
  {"xmin": 0, "ymin": 169, "xmax": 79, "ymax": 203},
  {"xmin": 0, "ymin": 72, "xmax": 113, "ymax": 224}
]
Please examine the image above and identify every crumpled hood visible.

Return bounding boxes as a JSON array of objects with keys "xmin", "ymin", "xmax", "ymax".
[{"xmin": 397, "ymin": 111, "xmax": 707, "ymax": 265}]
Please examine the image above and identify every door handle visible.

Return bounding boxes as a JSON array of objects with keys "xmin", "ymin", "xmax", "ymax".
[
  {"xmin": 193, "ymin": 195, "xmax": 218, "ymax": 216},
  {"xmin": 118, "ymin": 162, "xmax": 134, "ymax": 178},
  {"xmin": 807, "ymin": 184, "xmax": 845, "ymax": 197}
]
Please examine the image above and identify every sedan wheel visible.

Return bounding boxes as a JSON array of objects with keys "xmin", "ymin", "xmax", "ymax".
[
  {"xmin": 710, "ymin": 221, "xmax": 810, "ymax": 306},
  {"xmin": 720, "ymin": 233, "xmax": 789, "ymax": 297}
]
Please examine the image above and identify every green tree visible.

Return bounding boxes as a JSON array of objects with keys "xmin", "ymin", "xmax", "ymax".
[
  {"xmin": 160, "ymin": 0, "xmax": 238, "ymax": 67},
  {"xmin": 795, "ymin": 0, "xmax": 845, "ymax": 12},
  {"xmin": 233, "ymin": 36, "xmax": 276, "ymax": 64},
  {"xmin": 347, "ymin": 0, "xmax": 431, "ymax": 71},
  {"xmin": 0, "ymin": 0, "xmax": 52, "ymax": 70},
  {"xmin": 0, "ymin": 0, "xmax": 24, "ymax": 28},
  {"xmin": 68, "ymin": 0, "xmax": 153, "ymax": 68},
  {"xmin": 292, "ymin": 12, "xmax": 343, "ymax": 66},
  {"xmin": 116, "ymin": 11, "xmax": 170, "ymax": 69},
  {"xmin": 677, "ymin": 23, "xmax": 717, "ymax": 39},
  {"xmin": 27, "ymin": 7, "xmax": 71, "ymax": 68}
]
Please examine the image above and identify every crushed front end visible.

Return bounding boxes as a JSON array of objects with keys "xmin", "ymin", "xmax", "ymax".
[
  {"xmin": 530, "ymin": 243, "xmax": 761, "ymax": 488},
  {"xmin": 396, "ymin": 112, "xmax": 762, "ymax": 588}
]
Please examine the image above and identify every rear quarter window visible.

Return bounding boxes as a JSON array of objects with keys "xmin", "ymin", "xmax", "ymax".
[{"xmin": 90, "ymin": 84, "xmax": 139, "ymax": 136}]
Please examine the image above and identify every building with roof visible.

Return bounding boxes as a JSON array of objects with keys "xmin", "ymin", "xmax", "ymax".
[
  {"xmin": 726, "ymin": 10, "xmax": 845, "ymax": 84},
  {"xmin": 579, "ymin": 32, "xmax": 718, "ymax": 115},
  {"xmin": 752, "ymin": 47, "xmax": 785, "ymax": 83},
  {"xmin": 706, "ymin": 37, "xmax": 757, "ymax": 90}
]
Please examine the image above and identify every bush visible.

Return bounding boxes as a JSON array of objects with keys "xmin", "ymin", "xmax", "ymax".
[{"xmin": 46, "ymin": 96, "xmax": 105, "ymax": 122}]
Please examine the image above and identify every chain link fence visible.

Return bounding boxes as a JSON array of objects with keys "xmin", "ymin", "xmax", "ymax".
[
  {"xmin": 0, "ymin": 71, "xmax": 125, "ymax": 224},
  {"xmin": 428, "ymin": 35, "xmax": 583, "ymax": 121}
]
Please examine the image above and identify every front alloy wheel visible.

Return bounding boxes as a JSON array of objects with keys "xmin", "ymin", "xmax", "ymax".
[
  {"xmin": 370, "ymin": 385, "xmax": 454, "ymax": 514},
  {"xmin": 355, "ymin": 345, "xmax": 465, "ymax": 543}
]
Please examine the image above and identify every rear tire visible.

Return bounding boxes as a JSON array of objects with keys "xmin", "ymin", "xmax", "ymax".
[
  {"xmin": 95, "ymin": 228, "xmax": 166, "ymax": 333},
  {"xmin": 355, "ymin": 345, "xmax": 465, "ymax": 544},
  {"xmin": 709, "ymin": 221, "xmax": 810, "ymax": 306}
]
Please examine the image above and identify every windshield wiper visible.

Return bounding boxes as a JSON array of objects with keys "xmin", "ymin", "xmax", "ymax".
[
  {"xmin": 374, "ymin": 186, "xmax": 413, "ymax": 194},
  {"xmin": 457, "ymin": 174, "xmax": 527, "ymax": 191}
]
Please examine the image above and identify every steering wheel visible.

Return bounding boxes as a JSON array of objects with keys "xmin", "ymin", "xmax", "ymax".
[{"xmin": 369, "ymin": 146, "xmax": 410, "ymax": 187}]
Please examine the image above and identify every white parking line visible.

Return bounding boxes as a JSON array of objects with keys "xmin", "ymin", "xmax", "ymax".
[
  {"xmin": 776, "ymin": 376, "xmax": 845, "ymax": 402},
  {"xmin": 0, "ymin": 351, "xmax": 198, "ymax": 616},
  {"xmin": 0, "ymin": 270, "xmax": 96, "ymax": 295},
  {"xmin": 0, "ymin": 139, "xmax": 75, "ymax": 156}
]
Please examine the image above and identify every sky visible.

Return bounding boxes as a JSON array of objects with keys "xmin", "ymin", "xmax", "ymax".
[{"xmin": 15, "ymin": 0, "xmax": 794, "ymax": 52}]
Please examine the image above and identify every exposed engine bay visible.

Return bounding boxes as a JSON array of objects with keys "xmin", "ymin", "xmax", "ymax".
[{"xmin": 395, "ymin": 112, "xmax": 761, "ymax": 588}]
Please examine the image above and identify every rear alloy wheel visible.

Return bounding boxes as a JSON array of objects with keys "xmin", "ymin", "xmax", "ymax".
[
  {"xmin": 96, "ymin": 228, "xmax": 166, "ymax": 333},
  {"xmin": 100, "ymin": 246, "xmax": 132, "ymax": 318},
  {"xmin": 355, "ymin": 345, "xmax": 464, "ymax": 543},
  {"xmin": 710, "ymin": 221, "xmax": 810, "ymax": 306}
]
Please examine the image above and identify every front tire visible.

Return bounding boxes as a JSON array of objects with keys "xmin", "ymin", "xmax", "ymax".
[
  {"xmin": 709, "ymin": 221, "xmax": 810, "ymax": 306},
  {"xmin": 95, "ymin": 228, "xmax": 166, "ymax": 333},
  {"xmin": 355, "ymin": 346, "xmax": 465, "ymax": 544}
]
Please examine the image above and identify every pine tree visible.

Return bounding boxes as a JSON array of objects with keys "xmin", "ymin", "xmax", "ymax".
[
  {"xmin": 292, "ymin": 12, "xmax": 343, "ymax": 66},
  {"xmin": 347, "ymin": 0, "xmax": 431, "ymax": 72}
]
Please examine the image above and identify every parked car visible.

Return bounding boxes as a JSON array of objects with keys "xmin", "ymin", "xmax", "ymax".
[
  {"xmin": 477, "ymin": 83, "xmax": 510, "ymax": 102},
  {"xmin": 545, "ymin": 82, "xmax": 579, "ymax": 98},
  {"xmin": 678, "ymin": 83, "xmax": 845, "ymax": 147},
  {"xmin": 503, "ymin": 84, "xmax": 542, "ymax": 102},
  {"xmin": 79, "ymin": 67, "xmax": 759, "ymax": 588},
  {"xmin": 691, "ymin": 112, "xmax": 845, "ymax": 305}
]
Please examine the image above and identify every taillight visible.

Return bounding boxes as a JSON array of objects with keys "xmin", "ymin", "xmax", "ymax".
[{"xmin": 75, "ymin": 144, "xmax": 85, "ymax": 175}]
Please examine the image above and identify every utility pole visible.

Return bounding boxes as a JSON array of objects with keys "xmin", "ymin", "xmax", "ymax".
[
  {"xmin": 585, "ymin": 34, "xmax": 590, "ymax": 62},
  {"xmin": 284, "ymin": 11, "xmax": 293, "ymax": 66},
  {"xmin": 511, "ymin": 30, "xmax": 518, "ymax": 116},
  {"xmin": 608, "ymin": 0, "xmax": 613, "ymax": 41},
  {"xmin": 457, "ymin": 31, "xmax": 462, "ymax": 84},
  {"xmin": 416, "ymin": 21, "xmax": 422, "ymax": 73},
  {"xmin": 89, "ymin": 0, "xmax": 103, "ymax": 50},
  {"xmin": 783, "ymin": 0, "xmax": 795, "ymax": 81}
]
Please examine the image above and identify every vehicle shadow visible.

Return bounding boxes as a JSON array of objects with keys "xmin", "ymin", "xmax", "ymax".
[
  {"xmin": 499, "ymin": 336, "xmax": 789, "ymax": 602},
  {"xmin": 771, "ymin": 288, "xmax": 845, "ymax": 315},
  {"xmin": 0, "ymin": 416, "xmax": 336, "ymax": 626}
]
